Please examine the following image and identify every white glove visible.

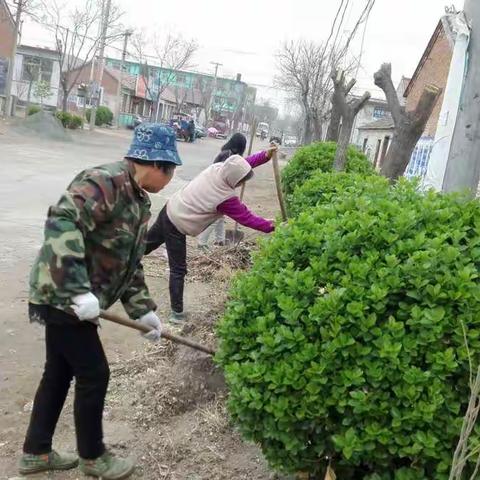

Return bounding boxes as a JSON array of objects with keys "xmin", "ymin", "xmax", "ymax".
[
  {"xmin": 138, "ymin": 311, "xmax": 162, "ymax": 342},
  {"xmin": 71, "ymin": 292, "xmax": 100, "ymax": 322}
]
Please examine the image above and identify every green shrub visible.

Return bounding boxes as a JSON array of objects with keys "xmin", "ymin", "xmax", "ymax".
[
  {"xmin": 281, "ymin": 142, "xmax": 373, "ymax": 196},
  {"xmin": 217, "ymin": 181, "xmax": 480, "ymax": 479},
  {"xmin": 288, "ymin": 171, "xmax": 389, "ymax": 217},
  {"xmin": 55, "ymin": 111, "xmax": 73, "ymax": 128},
  {"xmin": 27, "ymin": 105, "xmax": 41, "ymax": 116},
  {"xmin": 68, "ymin": 114, "xmax": 84, "ymax": 129},
  {"xmin": 86, "ymin": 106, "xmax": 113, "ymax": 126}
]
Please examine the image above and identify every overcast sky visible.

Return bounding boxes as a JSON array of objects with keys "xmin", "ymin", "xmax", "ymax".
[{"xmin": 22, "ymin": 0, "xmax": 464, "ymax": 112}]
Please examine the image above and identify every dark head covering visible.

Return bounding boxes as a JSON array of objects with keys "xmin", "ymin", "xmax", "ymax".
[{"xmin": 213, "ymin": 133, "xmax": 247, "ymax": 164}]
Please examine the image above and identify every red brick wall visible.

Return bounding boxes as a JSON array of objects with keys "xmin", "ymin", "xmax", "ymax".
[
  {"xmin": 405, "ymin": 25, "xmax": 453, "ymax": 137},
  {"xmin": 0, "ymin": 2, "xmax": 15, "ymax": 59},
  {"xmin": 66, "ymin": 64, "xmax": 118, "ymax": 96}
]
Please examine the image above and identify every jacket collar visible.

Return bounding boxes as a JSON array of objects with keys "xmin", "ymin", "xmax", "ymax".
[{"xmin": 124, "ymin": 160, "xmax": 150, "ymax": 205}]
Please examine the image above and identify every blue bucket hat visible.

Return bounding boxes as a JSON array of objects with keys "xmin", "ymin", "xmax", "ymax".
[{"xmin": 126, "ymin": 123, "xmax": 182, "ymax": 165}]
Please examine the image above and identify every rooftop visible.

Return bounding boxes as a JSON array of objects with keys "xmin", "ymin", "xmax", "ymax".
[{"xmin": 358, "ymin": 116, "xmax": 395, "ymax": 131}]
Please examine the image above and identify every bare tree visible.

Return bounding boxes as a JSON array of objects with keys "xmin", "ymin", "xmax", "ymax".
[
  {"xmin": 325, "ymin": 78, "xmax": 355, "ymax": 142},
  {"xmin": 14, "ymin": 63, "xmax": 35, "ymax": 115},
  {"xmin": 195, "ymin": 75, "xmax": 214, "ymax": 123},
  {"xmin": 276, "ymin": 40, "xmax": 343, "ymax": 144},
  {"xmin": 374, "ymin": 63, "xmax": 442, "ymax": 180},
  {"xmin": 331, "ymin": 69, "xmax": 371, "ymax": 171},
  {"xmin": 173, "ymin": 84, "xmax": 189, "ymax": 113},
  {"xmin": 277, "ymin": 0, "xmax": 377, "ymax": 145},
  {"xmin": 41, "ymin": 0, "xmax": 123, "ymax": 112},
  {"xmin": 131, "ymin": 31, "xmax": 197, "ymax": 122}
]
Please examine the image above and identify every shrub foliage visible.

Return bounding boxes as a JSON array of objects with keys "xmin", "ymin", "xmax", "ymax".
[
  {"xmin": 287, "ymin": 171, "xmax": 389, "ymax": 217},
  {"xmin": 86, "ymin": 106, "xmax": 113, "ymax": 126},
  {"xmin": 55, "ymin": 111, "xmax": 72, "ymax": 128},
  {"xmin": 217, "ymin": 181, "xmax": 480, "ymax": 479},
  {"xmin": 281, "ymin": 142, "xmax": 373, "ymax": 196},
  {"xmin": 54, "ymin": 111, "xmax": 83, "ymax": 129},
  {"xmin": 27, "ymin": 105, "xmax": 41, "ymax": 116}
]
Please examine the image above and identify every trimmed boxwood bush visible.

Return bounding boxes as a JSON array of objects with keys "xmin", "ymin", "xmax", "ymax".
[
  {"xmin": 281, "ymin": 142, "xmax": 373, "ymax": 196},
  {"xmin": 86, "ymin": 106, "xmax": 113, "ymax": 126},
  {"xmin": 54, "ymin": 111, "xmax": 83, "ymax": 129},
  {"xmin": 55, "ymin": 111, "xmax": 73, "ymax": 128},
  {"xmin": 288, "ymin": 171, "xmax": 389, "ymax": 217},
  {"xmin": 217, "ymin": 180, "xmax": 480, "ymax": 479},
  {"xmin": 27, "ymin": 105, "xmax": 41, "ymax": 116},
  {"xmin": 68, "ymin": 114, "xmax": 83, "ymax": 129}
]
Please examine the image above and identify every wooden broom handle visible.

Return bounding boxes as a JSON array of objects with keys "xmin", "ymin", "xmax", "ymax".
[{"xmin": 99, "ymin": 310, "xmax": 216, "ymax": 356}]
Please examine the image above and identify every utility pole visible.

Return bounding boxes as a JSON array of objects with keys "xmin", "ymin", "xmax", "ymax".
[
  {"xmin": 89, "ymin": 0, "xmax": 111, "ymax": 131},
  {"xmin": 443, "ymin": 0, "xmax": 480, "ymax": 194},
  {"xmin": 3, "ymin": 0, "xmax": 23, "ymax": 117},
  {"xmin": 115, "ymin": 29, "xmax": 132, "ymax": 128},
  {"xmin": 205, "ymin": 61, "xmax": 222, "ymax": 125}
]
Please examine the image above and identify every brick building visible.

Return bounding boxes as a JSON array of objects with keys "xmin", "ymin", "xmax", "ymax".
[
  {"xmin": 0, "ymin": 0, "xmax": 15, "ymax": 104},
  {"xmin": 64, "ymin": 62, "xmax": 178, "ymax": 126},
  {"xmin": 404, "ymin": 16, "xmax": 456, "ymax": 137},
  {"xmin": 402, "ymin": 15, "xmax": 457, "ymax": 178},
  {"xmin": 0, "ymin": 0, "xmax": 15, "ymax": 59}
]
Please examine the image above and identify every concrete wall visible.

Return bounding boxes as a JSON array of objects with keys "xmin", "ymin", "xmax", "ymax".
[
  {"xmin": 351, "ymin": 100, "xmax": 389, "ymax": 146},
  {"xmin": 12, "ymin": 49, "xmax": 61, "ymax": 108},
  {"xmin": 405, "ymin": 25, "xmax": 453, "ymax": 137},
  {"xmin": 357, "ymin": 128, "xmax": 394, "ymax": 167}
]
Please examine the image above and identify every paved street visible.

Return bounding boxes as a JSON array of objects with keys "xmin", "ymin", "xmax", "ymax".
[{"xmin": 0, "ymin": 127, "xmax": 222, "ymax": 273}]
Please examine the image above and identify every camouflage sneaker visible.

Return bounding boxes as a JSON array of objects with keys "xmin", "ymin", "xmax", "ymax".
[
  {"xmin": 19, "ymin": 450, "xmax": 78, "ymax": 475},
  {"xmin": 169, "ymin": 310, "xmax": 186, "ymax": 325},
  {"xmin": 79, "ymin": 451, "xmax": 135, "ymax": 479}
]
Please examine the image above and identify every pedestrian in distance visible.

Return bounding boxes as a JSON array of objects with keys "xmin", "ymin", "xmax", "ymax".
[
  {"xmin": 188, "ymin": 119, "xmax": 196, "ymax": 143},
  {"xmin": 144, "ymin": 140, "xmax": 279, "ymax": 324},
  {"xmin": 197, "ymin": 132, "xmax": 248, "ymax": 247},
  {"xmin": 19, "ymin": 123, "xmax": 182, "ymax": 479}
]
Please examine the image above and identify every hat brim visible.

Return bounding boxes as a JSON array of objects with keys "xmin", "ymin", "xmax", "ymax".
[{"xmin": 126, "ymin": 148, "xmax": 183, "ymax": 166}]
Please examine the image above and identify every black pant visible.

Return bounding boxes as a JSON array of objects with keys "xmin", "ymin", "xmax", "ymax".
[
  {"xmin": 145, "ymin": 206, "xmax": 187, "ymax": 313},
  {"xmin": 24, "ymin": 309, "xmax": 109, "ymax": 460}
]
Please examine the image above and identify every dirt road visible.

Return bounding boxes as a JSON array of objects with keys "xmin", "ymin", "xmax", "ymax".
[{"xmin": 0, "ymin": 124, "xmax": 284, "ymax": 479}]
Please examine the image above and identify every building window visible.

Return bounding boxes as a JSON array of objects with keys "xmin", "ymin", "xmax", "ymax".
[
  {"xmin": 176, "ymin": 73, "xmax": 186, "ymax": 85},
  {"xmin": 75, "ymin": 87, "xmax": 103, "ymax": 108},
  {"xmin": 362, "ymin": 138, "xmax": 368, "ymax": 152},
  {"xmin": 22, "ymin": 56, "xmax": 53, "ymax": 83},
  {"xmin": 373, "ymin": 106, "xmax": 386, "ymax": 119},
  {"xmin": 405, "ymin": 138, "xmax": 434, "ymax": 179}
]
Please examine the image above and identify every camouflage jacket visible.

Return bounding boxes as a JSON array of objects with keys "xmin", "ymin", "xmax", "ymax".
[{"xmin": 29, "ymin": 160, "xmax": 156, "ymax": 319}]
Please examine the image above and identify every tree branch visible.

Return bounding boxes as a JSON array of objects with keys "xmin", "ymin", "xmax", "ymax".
[{"xmin": 374, "ymin": 63, "xmax": 403, "ymax": 124}]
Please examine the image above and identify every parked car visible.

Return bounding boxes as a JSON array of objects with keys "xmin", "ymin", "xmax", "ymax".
[
  {"xmin": 284, "ymin": 135, "xmax": 298, "ymax": 147},
  {"xmin": 195, "ymin": 125, "xmax": 207, "ymax": 138},
  {"xmin": 256, "ymin": 122, "xmax": 269, "ymax": 138},
  {"xmin": 270, "ymin": 135, "xmax": 282, "ymax": 146}
]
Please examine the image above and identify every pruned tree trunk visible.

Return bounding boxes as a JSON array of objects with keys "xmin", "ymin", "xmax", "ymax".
[
  {"xmin": 331, "ymin": 70, "xmax": 371, "ymax": 171},
  {"xmin": 312, "ymin": 110, "xmax": 323, "ymax": 141},
  {"xmin": 326, "ymin": 106, "xmax": 341, "ymax": 142},
  {"xmin": 303, "ymin": 113, "xmax": 313, "ymax": 144},
  {"xmin": 335, "ymin": 116, "xmax": 354, "ymax": 169},
  {"xmin": 62, "ymin": 88, "xmax": 68, "ymax": 112},
  {"xmin": 374, "ymin": 63, "xmax": 442, "ymax": 180},
  {"xmin": 326, "ymin": 78, "xmax": 356, "ymax": 142}
]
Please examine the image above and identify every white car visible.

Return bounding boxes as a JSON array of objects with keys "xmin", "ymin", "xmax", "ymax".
[{"xmin": 284, "ymin": 136, "xmax": 298, "ymax": 147}]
